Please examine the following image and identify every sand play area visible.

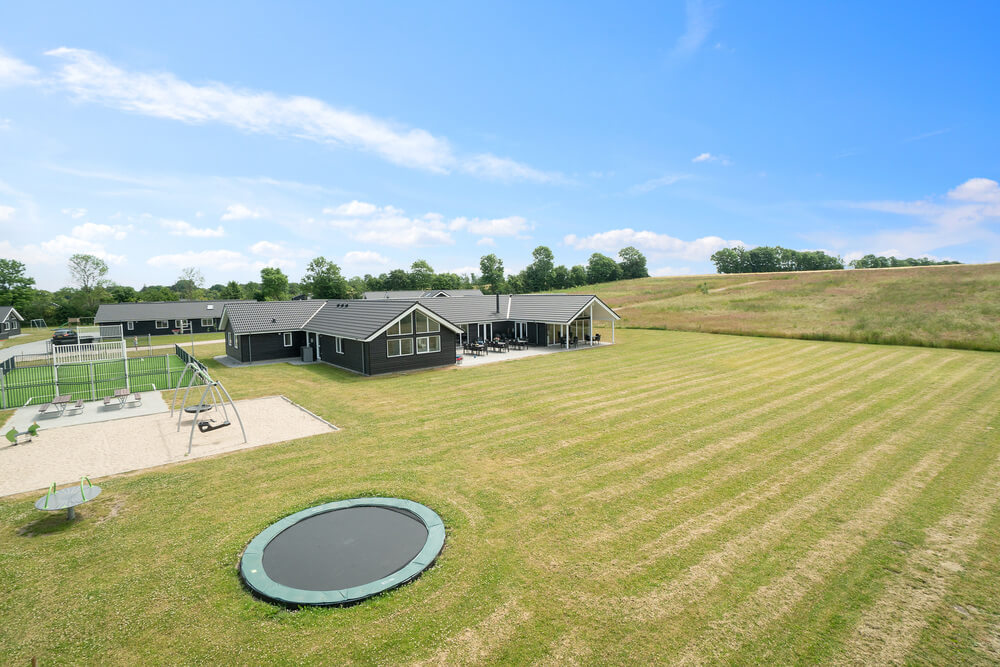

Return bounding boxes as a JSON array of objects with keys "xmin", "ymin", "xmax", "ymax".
[{"xmin": 0, "ymin": 396, "xmax": 337, "ymax": 497}]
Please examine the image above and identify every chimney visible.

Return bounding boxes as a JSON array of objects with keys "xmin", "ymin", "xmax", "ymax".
[{"xmin": 496, "ymin": 293, "xmax": 500, "ymax": 313}]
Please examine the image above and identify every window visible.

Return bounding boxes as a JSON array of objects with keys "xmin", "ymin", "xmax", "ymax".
[
  {"xmin": 414, "ymin": 311, "xmax": 440, "ymax": 334},
  {"xmin": 234, "ymin": 334, "xmax": 239, "ymax": 349},
  {"xmin": 387, "ymin": 314, "xmax": 412, "ymax": 336},
  {"xmin": 416, "ymin": 335, "xmax": 441, "ymax": 354},
  {"xmin": 200, "ymin": 318, "xmax": 215, "ymax": 327},
  {"xmin": 335, "ymin": 337, "xmax": 343, "ymax": 354},
  {"xmin": 387, "ymin": 338, "xmax": 413, "ymax": 357},
  {"xmin": 127, "ymin": 321, "xmax": 135, "ymax": 331},
  {"xmin": 227, "ymin": 331, "xmax": 232, "ymax": 346},
  {"xmin": 175, "ymin": 319, "xmax": 189, "ymax": 329},
  {"xmin": 282, "ymin": 332, "xmax": 293, "ymax": 347},
  {"xmin": 155, "ymin": 320, "xmax": 168, "ymax": 329}
]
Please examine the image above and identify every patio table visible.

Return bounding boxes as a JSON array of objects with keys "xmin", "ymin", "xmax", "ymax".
[{"xmin": 49, "ymin": 394, "xmax": 73, "ymax": 415}]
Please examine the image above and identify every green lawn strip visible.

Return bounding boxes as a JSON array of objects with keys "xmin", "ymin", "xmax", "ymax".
[{"xmin": 2, "ymin": 329, "xmax": 999, "ymax": 662}]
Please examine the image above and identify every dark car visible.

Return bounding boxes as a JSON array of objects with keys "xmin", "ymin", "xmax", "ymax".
[{"xmin": 51, "ymin": 329, "xmax": 97, "ymax": 345}]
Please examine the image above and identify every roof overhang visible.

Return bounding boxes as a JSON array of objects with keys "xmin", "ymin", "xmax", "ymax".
[
  {"xmin": 3, "ymin": 307, "xmax": 24, "ymax": 322},
  {"xmin": 566, "ymin": 296, "xmax": 621, "ymax": 324}
]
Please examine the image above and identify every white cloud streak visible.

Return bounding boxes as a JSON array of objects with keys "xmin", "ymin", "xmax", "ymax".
[
  {"xmin": 160, "ymin": 219, "xmax": 225, "ymax": 237},
  {"xmin": 221, "ymin": 203, "xmax": 263, "ymax": 221},
  {"xmin": 449, "ymin": 215, "xmax": 531, "ymax": 237},
  {"xmin": 565, "ymin": 228, "xmax": 743, "ymax": 261},
  {"xmin": 0, "ymin": 49, "xmax": 37, "ymax": 86},
  {"xmin": 629, "ymin": 174, "xmax": 689, "ymax": 195},
  {"xmin": 0, "ymin": 205, "xmax": 14, "ymax": 221},
  {"xmin": 670, "ymin": 0, "xmax": 718, "ymax": 60}
]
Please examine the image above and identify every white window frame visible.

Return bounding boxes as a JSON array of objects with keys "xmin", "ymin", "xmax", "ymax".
[
  {"xmin": 155, "ymin": 320, "xmax": 169, "ymax": 329},
  {"xmin": 127, "ymin": 321, "xmax": 135, "ymax": 331},
  {"xmin": 387, "ymin": 314, "xmax": 413, "ymax": 336},
  {"xmin": 227, "ymin": 331, "xmax": 232, "ymax": 346},
  {"xmin": 175, "ymin": 319, "xmax": 189, "ymax": 329},
  {"xmin": 200, "ymin": 318, "xmax": 215, "ymax": 327},
  {"xmin": 335, "ymin": 337, "xmax": 343, "ymax": 354},
  {"xmin": 234, "ymin": 334, "xmax": 239, "ymax": 349},
  {"xmin": 414, "ymin": 311, "xmax": 440, "ymax": 334},
  {"xmin": 282, "ymin": 332, "xmax": 293, "ymax": 347},
  {"xmin": 416, "ymin": 335, "xmax": 441, "ymax": 354},
  {"xmin": 387, "ymin": 338, "xmax": 413, "ymax": 357}
]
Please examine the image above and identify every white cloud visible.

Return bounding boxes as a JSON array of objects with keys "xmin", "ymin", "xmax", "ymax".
[
  {"xmin": 650, "ymin": 266, "xmax": 693, "ymax": 277},
  {"xmin": 343, "ymin": 250, "xmax": 390, "ymax": 266},
  {"xmin": 692, "ymin": 152, "xmax": 731, "ymax": 165},
  {"xmin": 447, "ymin": 265, "xmax": 480, "ymax": 277},
  {"xmin": 670, "ymin": 0, "xmax": 717, "ymax": 60},
  {"xmin": 221, "ymin": 203, "xmax": 263, "ymax": 221},
  {"xmin": 476, "ymin": 237, "xmax": 496, "ymax": 247},
  {"xmin": 629, "ymin": 173, "xmax": 689, "ymax": 195},
  {"xmin": 324, "ymin": 202, "xmax": 453, "ymax": 247},
  {"xmin": 146, "ymin": 249, "xmax": 293, "ymax": 272},
  {"xmin": 0, "ymin": 205, "xmax": 14, "ymax": 221},
  {"xmin": 45, "ymin": 47, "xmax": 455, "ymax": 173},
  {"xmin": 40, "ymin": 235, "xmax": 125, "ymax": 264},
  {"xmin": 0, "ymin": 49, "xmax": 37, "ymax": 86},
  {"xmin": 329, "ymin": 200, "xmax": 377, "ymax": 216},
  {"xmin": 160, "ymin": 219, "xmax": 225, "ymax": 237},
  {"xmin": 450, "ymin": 215, "xmax": 531, "ymax": 237},
  {"xmin": 0, "ymin": 118, "xmax": 11, "ymax": 131},
  {"xmin": 838, "ymin": 178, "xmax": 1000, "ymax": 258},
  {"xmin": 61, "ymin": 207, "xmax": 88, "ymax": 218},
  {"xmin": 461, "ymin": 153, "xmax": 569, "ymax": 185},
  {"xmin": 71, "ymin": 222, "xmax": 131, "ymax": 241},
  {"xmin": 249, "ymin": 240, "xmax": 312, "ymax": 259},
  {"xmin": 564, "ymin": 228, "xmax": 743, "ymax": 261}
]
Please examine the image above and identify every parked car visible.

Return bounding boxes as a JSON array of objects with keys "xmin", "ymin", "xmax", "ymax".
[{"xmin": 51, "ymin": 329, "xmax": 97, "ymax": 345}]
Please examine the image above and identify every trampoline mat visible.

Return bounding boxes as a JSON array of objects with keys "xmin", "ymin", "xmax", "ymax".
[{"xmin": 261, "ymin": 506, "xmax": 429, "ymax": 591}]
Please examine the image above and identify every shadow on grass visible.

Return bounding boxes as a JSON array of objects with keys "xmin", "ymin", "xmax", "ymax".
[{"xmin": 17, "ymin": 512, "xmax": 82, "ymax": 537}]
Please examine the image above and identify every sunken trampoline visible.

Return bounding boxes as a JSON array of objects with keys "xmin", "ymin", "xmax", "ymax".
[{"xmin": 240, "ymin": 497, "xmax": 445, "ymax": 606}]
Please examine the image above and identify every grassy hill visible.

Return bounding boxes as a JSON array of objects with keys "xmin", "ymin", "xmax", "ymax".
[{"xmin": 568, "ymin": 263, "xmax": 1000, "ymax": 351}]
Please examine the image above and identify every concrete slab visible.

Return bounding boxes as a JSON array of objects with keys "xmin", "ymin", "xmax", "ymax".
[
  {"xmin": 458, "ymin": 341, "xmax": 610, "ymax": 368},
  {"xmin": 2, "ymin": 390, "xmax": 170, "ymax": 432}
]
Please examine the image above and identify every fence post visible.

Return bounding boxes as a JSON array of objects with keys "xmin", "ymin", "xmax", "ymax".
[
  {"xmin": 1, "ymin": 370, "xmax": 6, "ymax": 410},
  {"xmin": 88, "ymin": 362, "xmax": 96, "ymax": 401},
  {"xmin": 53, "ymin": 364, "xmax": 59, "ymax": 400},
  {"xmin": 166, "ymin": 355, "xmax": 172, "ymax": 389}
]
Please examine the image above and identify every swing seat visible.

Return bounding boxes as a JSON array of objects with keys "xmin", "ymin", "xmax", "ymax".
[{"xmin": 197, "ymin": 420, "xmax": 231, "ymax": 433}]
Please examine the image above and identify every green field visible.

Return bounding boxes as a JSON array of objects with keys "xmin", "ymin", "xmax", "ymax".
[
  {"xmin": 565, "ymin": 262, "xmax": 1000, "ymax": 351},
  {"xmin": 1, "ymin": 329, "xmax": 998, "ymax": 663},
  {"xmin": 1, "ymin": 354, "xmax": 191, "ymax": 408}
]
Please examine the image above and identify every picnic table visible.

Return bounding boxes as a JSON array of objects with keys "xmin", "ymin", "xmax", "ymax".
[
  {"xmin": 36, "ymin": 394, "xmax": 73, "ymax": 416},
  {"xmin": 104, "ymin": 388, "xmax": 141, "ymax": 409}
]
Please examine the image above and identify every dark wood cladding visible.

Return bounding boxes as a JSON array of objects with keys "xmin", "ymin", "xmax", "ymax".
[
  {"xmin": 0, "ymin": 317, "xmax": 19, "ymax": 340},
  {"xmin": 367, "ymin": 330, "xmax": 457, "ymax": 375},
  {"xmin": 224, "ymin": 322, "xmax": 248, "ymax": 362},
  {"xmin": 105, "ymin": 318, "xmax": 222, "ymax": 337},
  {"xmin": 317, "ymin": 334, "xmax": 366, "ymax": 374},
  {"xmin": 243, "ymin": 331, "xmax": 305, "ymax": 362}
]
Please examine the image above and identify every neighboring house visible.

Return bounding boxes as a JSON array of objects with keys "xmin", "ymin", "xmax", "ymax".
[
  {"xmin": 362, "ymin": 289, "xmax": 484, "ymax": 299},
  {"xmin": 220, "ymin": 294, "xmax": 620, "ymax": 376},
  {"xmin": 95, "ymin": 300, "xmax": 255, "ymax": 336},
  {"xmin": 220, "ymin": 300, "xmax": 462, "ymax": 375},
  {"xmin": 0, "ymin": 306, "xmax": 24, "ymax": 340}
]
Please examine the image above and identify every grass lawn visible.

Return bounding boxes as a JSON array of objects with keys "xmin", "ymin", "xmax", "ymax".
[
  {"xmin": 0, "ymin": 328, "xmax": 57, "ymax": 350},
  {"xmin": 142, "ymin": 331, "xmax": 225, "ymax": 346},
  {"xmin": 565, "ymin": 262, "xmax": 1000, "ymax": 351},
  {"xmin": 1, "ymin": 329, "xmax": 998, "ymax": 663}
]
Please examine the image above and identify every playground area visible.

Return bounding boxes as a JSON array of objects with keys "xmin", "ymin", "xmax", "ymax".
[{"xmin": 0, "ymin": 395, "xmax": 337, "ymax": 497}]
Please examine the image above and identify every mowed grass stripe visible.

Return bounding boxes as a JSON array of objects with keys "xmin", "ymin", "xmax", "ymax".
[
  {"xmin": 585, "ymin": 348, "xmax": 958, "ymax": 552},
  {"xmin": 2, "ymin": 330, "xmax": 999, "ymax": 664}
]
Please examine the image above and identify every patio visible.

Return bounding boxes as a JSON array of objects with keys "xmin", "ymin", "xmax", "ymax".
[{"xmin": 457, "ymin": 339, "xmax": 610, "ymax": 368}]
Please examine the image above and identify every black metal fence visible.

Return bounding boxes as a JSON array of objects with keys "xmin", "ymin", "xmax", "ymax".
[{"xmin": 175, "ymin": 343, "xmax": 206, "ymax": 371}]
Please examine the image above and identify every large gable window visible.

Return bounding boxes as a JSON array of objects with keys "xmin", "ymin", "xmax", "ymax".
[
  {"xmin": 414, "ymin": 311, "xmax": 440, "ymax": 334},
  {"xmin": 387, "ymin": 338, "xmax": 413, "ymax": 357},
  {"xmin": 387, "ymin": 313, "xmax": 413, "ymax": 336}
]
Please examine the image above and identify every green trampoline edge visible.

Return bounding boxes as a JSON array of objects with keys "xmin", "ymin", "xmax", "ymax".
[{"xmin": 239, "ymin": 497, "xmax": 446, "ymax": 607}]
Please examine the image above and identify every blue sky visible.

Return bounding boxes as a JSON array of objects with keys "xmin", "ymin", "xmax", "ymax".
[{"xmin": 1, "ymin": 1, "xmax": 998, "ymax": 290}]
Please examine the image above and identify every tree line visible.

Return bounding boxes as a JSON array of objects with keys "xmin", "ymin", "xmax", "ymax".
[
  {"xmin": 0, "ymin": 246, "xmax": 649, "ymax": 322},
  {"xmin": 710, "ymin": 246, "xmax": 961, "ymax": 274}
]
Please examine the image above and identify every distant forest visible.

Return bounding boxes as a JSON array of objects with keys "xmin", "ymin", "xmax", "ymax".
[
  {"xmin": 710, "ymin": 246, "xmax": 960, "ymax": 274},
  {"xmin": 0, "ymin": 245, "xmax": 648, "ymax": 322}
]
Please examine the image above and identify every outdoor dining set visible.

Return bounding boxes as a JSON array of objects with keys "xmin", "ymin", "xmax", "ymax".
[{"xmin": 462, "ymin": 336, "xmax": 529, "ymax": 357}]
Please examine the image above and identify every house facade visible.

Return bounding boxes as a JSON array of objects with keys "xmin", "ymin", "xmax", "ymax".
[
  {"xmin": 220, "ymin": 293, "xmax": 620, "ymax": 376},
  {"xmin": 95, "ymin": 300, "xmax": 255, "ymax": 337},
  {"xmin": 221, "ymin": 300, "xmax": 460, "ymax": 375},
  {"xmin": 0, "ymin": 306, "xmax": 23, "ymax": 341}
]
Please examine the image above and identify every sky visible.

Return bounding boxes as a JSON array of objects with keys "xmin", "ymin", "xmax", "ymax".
[{"xmin": 0, "ymin": 1, "xmax": 998, "ymax": 291}]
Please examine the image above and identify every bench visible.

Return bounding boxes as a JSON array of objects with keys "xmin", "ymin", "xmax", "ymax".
[
  {"xmin": 132, "ymin": 393, "xmax": 142, "ymax": 405},
  {"xmin": 103, "ymin": 396, "xmax": 112, "ymax": 406},
  {"xmin": 37, "ymin": 403, "xmax": 53, "ymax": 413}
]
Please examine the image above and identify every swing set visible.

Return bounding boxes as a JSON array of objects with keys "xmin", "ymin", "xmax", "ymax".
[{"xmin": 169, "ymin": 362, "xmax": 247, "ymax": 455}]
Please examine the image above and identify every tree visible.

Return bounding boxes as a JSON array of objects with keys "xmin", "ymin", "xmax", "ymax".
[
  {"xmin": 569, "ymin": 265, "xmax": 588, "ymax": 287},
  {"xmin": 385, "ymin": 269, "xmax": 410, "ymax": 290},
  {"xmin": 109, "ymin": 285, "xmax": 138, "ymax": 303},
  {"xmin": 301, "ymin": 257, "xmax": 349, "ymax": 299},
  {"xmin": 479, "ymin": 254, "xmax": 506, "ymax": 294},
  {"xmin": 259, "ymin": 267, "xmax": 289, "ymax": 300},
  {"xmin": 551, "ymin": 265, "xmax": 571, "ymax": 289},
  {"xmin": 618, "ymin": 246, "xmax": 649, "ymax": 279},
  {"xmin": 174, "ymin": 267, "xmax": 205, "ymax": 299},
  {"xmin": 220, "ymin": 280, "xmax": 243, "ymax": 300},
  {"xmin": 409, "ymin": 260, "xmax": 435, "ymax": 289},
  {"xmin": 586, "ymin": 253, "xmax": 622, "ymax": 284},
  {"xmin": 139, "ymin": 285, "xmax": 177, "ymax": 302},
  {"xmin": 0, "ymin": 258, "xmax": 35, "ymax": 310},
  {"xmin": 523, "ymin": 246, "xmax": 555, "ymax": 292},
  {"xmin": 431, "ymin": 273, "xmax": 462, "ymax": 290},
  {"xmin": 68, "ymin": 253, "xmax": 110, "ymax": 310}
]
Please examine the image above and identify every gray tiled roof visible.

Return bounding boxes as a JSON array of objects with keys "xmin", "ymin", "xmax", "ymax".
[
  {"xmin": 222, "ymin": 301, "xmax": 326, "ymax": 335},
  {"xmin": 412, "ymin": 294, "xmax": 619, "ymax": 324},
  {"xmin": 1, "ymin": 306, "xmax": 23, "ymax": 322},
  {"xmin": 95, "ymin": 300, "xmax": 254, "ymax": 322},
  {"xmin": 363, "ymin": 289, "xmax": 483, "ymax": 299}
]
